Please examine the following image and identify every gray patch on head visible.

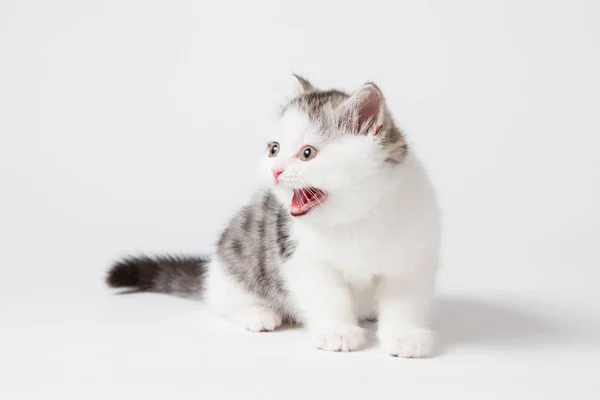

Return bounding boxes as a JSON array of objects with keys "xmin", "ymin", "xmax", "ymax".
[
  {"xmin": 216, "ymin": 190, "xmax": 295, "ymax": 311},
  {"xmin": 283, "ymin": 84, "xmax": 408, "ymax": 164},
  {"xmin": 282, "ymin": 89, "xmax": 349, "ymax": 130},
  {"xmin": 291, "ymin": 90, "xmax": 349, "ymax": 120}
]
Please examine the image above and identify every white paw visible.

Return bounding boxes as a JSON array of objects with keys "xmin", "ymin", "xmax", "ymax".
[
  {"xmin": 311, "ymin": 325, "xmax": 366, "ymax": 352},
  {"xmin": 232, "ymin": 308, "xmax": 283, "ymax": 332},
  {"xmin": 380, "ymin": 329, "xmax": 435, "ymax": 358}
]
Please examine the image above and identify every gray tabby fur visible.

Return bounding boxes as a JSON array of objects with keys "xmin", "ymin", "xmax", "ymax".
[
  {"xmin": 216, "ymin": 191, "xmax": 294, "ymax": 311},
  {"xmin": 107, "ymin": 190, "xmax": 295, "ymax": 310}
]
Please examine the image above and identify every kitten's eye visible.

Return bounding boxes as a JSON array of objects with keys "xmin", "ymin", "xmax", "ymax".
[
  {"xmin": 268, "ymin": 142, "xmax": 280, "ymax": 157},
  {"xmin": 300, "ymin": 146, "xmax": 317, "ymax": 161}
]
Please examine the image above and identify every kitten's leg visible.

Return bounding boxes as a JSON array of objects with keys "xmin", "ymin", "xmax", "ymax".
[
  {"xmin": 284, "ymin": 259, "xmax": 366, "ymax": 352},
  {"xmin": 205, "ymin": 258, "xmax": 282, "ymax": 332},
  {"xmin": 377, "ymin": 273, "xmax": 436, "ymax": 358}
]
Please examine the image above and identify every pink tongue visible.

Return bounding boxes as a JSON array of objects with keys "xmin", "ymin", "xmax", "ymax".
[{"xmin": 291, "ymin": 190, "xmax": 305, "ymax": 211}]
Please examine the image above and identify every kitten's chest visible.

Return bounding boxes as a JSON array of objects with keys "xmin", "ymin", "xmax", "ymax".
[{"xmin": 292, "ymin": 217, "xmax": 414, "ymax": 278}]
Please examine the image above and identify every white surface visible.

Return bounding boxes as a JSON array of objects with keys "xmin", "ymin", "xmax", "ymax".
[{"xmin": 1, "ymin": 0, "xmax": 599, "ymax": 398}]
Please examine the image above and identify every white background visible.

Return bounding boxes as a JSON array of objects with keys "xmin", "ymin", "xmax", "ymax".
[{"xmin": 1, "ymin": 0, "xmax": 599, "ymax": 398}]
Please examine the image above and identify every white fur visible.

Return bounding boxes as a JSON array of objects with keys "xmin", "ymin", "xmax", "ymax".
[{"xmin": 207, "ymin": 95, "xmax": 440, "ymax": 357}]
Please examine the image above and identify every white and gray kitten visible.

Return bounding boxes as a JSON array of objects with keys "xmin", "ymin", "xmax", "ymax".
[{"xmin": 107, "ymin": 76, "xmax": 441, "ymax": 358}]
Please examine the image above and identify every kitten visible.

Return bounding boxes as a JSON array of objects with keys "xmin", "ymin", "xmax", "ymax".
[{"xmin": 107, "ymin": 75, "xmax": 441, "ymax": 358}]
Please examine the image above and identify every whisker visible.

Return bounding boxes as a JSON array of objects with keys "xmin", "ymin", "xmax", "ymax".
[{"xmin": 300, "ymin": 183, "xmax": 328, "ymax": 208}]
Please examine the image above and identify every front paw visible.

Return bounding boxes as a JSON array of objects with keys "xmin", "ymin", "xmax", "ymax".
[
  {"xmin": 231, "ymin": 307, "xmax": 283, "ymax": 332},
  {"xmin": 311, "ymin": 325, "xmax": 366, "ymax": 352},
  {"xmin": 380, "ymin": 329, "xmax": 435, "ymax": 358}
]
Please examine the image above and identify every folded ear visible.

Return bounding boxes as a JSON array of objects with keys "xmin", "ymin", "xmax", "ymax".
[
  {"xmin": 292, "ymin": 74, "xmax": 315, "ymax": 93},
  {"xmin": 340, "ymin": 83, "xmax": 386, "ymax": 136}
]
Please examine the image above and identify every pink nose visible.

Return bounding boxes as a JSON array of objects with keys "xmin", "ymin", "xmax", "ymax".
[{"xmin": 273, "ymin": 170, "xmax": 283, "ymax": 182}]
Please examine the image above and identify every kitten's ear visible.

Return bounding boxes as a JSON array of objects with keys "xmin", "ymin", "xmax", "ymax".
[
  {"xmin": 292, "ymin": 74, "xmax": 315, "ymax": 93},
  {"xmin": 341, "ymin": 83, "xmax": 386, "ymax": 136}
]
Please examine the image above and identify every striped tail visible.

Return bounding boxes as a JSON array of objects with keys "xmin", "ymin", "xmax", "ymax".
[{"xmin": 106, "ymin": 254, "xmax": 209, "ymax": 297}]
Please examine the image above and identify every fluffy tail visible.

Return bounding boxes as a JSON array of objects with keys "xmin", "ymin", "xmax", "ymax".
[{"xmin": 106, "ymin": 254, "xmax": 209, "ymax": 297}]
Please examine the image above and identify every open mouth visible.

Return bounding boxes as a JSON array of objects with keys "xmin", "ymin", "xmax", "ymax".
[{"xmin": 291, "ymin": 187, "xmax": 328, "ymax": 217}]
